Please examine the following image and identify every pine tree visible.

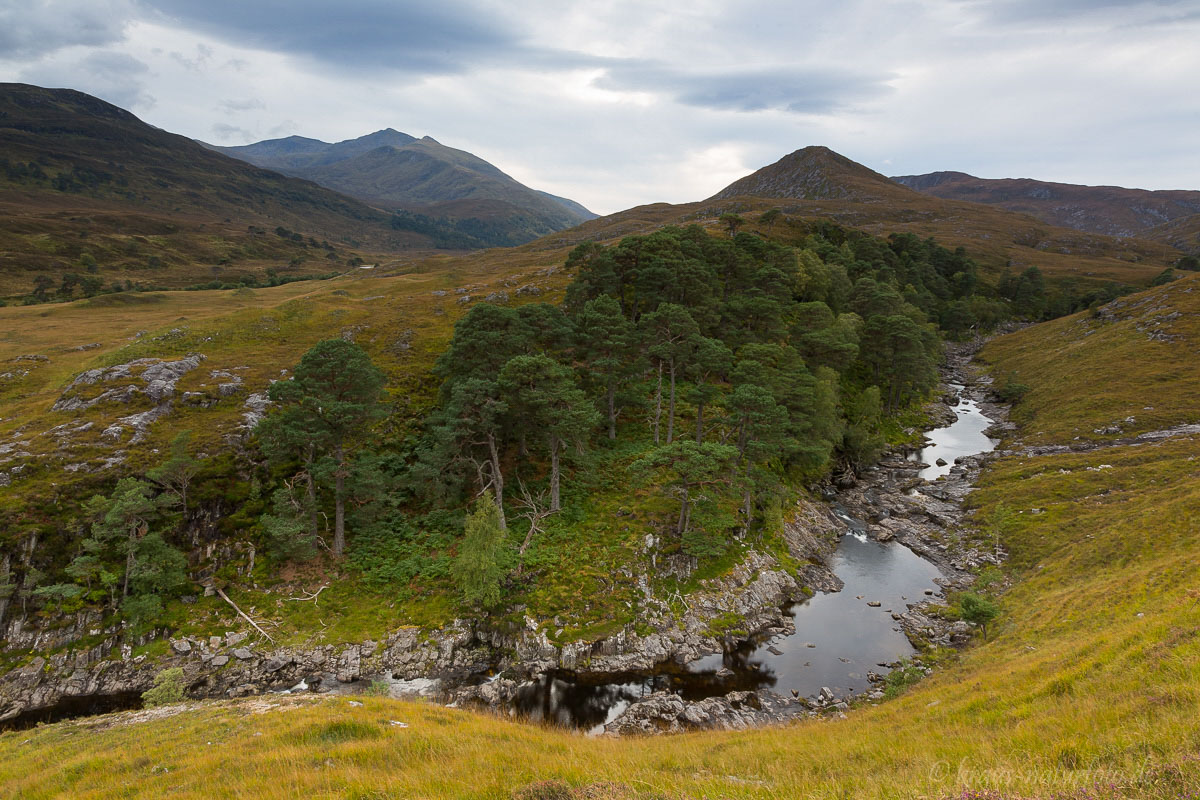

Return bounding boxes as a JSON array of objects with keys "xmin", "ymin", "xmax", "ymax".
[
  {"xmin": 258, "ymin": 339, "xmax": 386, "ymax": 557},
  {"xmin": 147, "ymin": 430, "xmax": 201, "ymax": 511},
  {"xmin": 498, "ymin": 355, "xmax": 599, "ymax": 511}
]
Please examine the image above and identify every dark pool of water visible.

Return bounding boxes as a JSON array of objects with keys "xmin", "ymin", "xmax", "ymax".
[
  {"xmin": 0, "ymin": 691, "xmax": 144, "ymax": 731},
  {"xmin": 511, "ymin": 521, "xmax": 946, "ymax": 733}
]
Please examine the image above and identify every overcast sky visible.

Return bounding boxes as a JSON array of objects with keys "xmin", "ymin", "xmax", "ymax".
[{"xmin": 2, "ymin": 0, "xmax": 1198, "ymax": 214}]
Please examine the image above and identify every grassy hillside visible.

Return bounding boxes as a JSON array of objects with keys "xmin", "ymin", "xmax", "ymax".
[
  {"xmin": 1144, "ymin": 214, "xmax": 1200, "ymax": 256},
  {"xmin": 0, "ymin": 84, "xmax": 432, "ymax": 297},
  {"xmin": 0, "ymin": 241, "xmax": 572, "ymax": 644},
  {"xmin": 531, "ymin": 148, "xmax": 1180, "ymax": 289},
  {"xmin": 3, "ymin": 282, "xmax": 1199, "ymax": 800}
]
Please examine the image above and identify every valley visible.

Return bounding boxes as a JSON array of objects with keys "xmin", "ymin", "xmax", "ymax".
[
  {"xmin": 2, "ymin": 274, "xmax": 1197, "ymax": 797},
  {"xmin": 0, "ymin": 82, "xmax": 1198, "ymax": 800}
]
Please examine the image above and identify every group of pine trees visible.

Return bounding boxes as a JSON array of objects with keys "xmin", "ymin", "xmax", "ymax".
[
  {"xmin": 415, "ymin": 223, "xmax": 985, "ymax": 577},
  {"xmin": 6, "ymin": 220, "xmax": 1036, "ymax": 622}
]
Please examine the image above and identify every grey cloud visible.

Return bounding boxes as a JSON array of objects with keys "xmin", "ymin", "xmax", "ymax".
[
  {"xmin": 220, "ymin": 97, "xmax": 266, "ymax": 113},
  {"xmin": 962, "ymin": 0, "xmax": 1200, "ymax": 24},
  {"xmin": 21, "ymin": 50, "xmax": 153, "ymax": 110},
  {"xmin": 211, "ymin": 122, "xmax": 253, "ymax": 141},
  {"xmin": 139, "ymin": 0, "xmax": 529, "ymax": 74},
  {"xmin": 597, "ymin": 64, "xmax": 892, "ymax": 114},
  {"xmin": 170, "ymin": 43, "xmax": 214, "ymax": 71},
  {"xmin": 0, "ymin": 0, "xmax": 134, "ymax": 59}
]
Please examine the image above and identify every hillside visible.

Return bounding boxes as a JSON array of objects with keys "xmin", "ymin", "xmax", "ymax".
[
  {"xmin": 212, "ymin": 130, "xmax": 596, "ymax": 247},
  {"xmin": 1144, "ymin": 212, "xmax": 1200, "ymax": 256},
  {"xmin": 4, "ymin": 274, "xmax": 1199, "ymax": 798},
  {"xmin": 893, "ymin": 170, "xmax": 1200, "ymax": 244},
  {"xmin": 0, "ymin": 84, "xmax": 435, "ymax": 298},
  {"xmin": 4, "ymin": 112, "xmax": 1200, "ymax": 799}
]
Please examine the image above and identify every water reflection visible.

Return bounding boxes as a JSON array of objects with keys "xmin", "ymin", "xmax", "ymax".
[
  {"xmin": 511, "ymin": 528, "xmax": 943, "ymax": 731},
  {"xmin": 919, "ymin": 384, "xmax": 996, "ymax": 480},
  {"xmin": 509, "ymin": 385, "xmax": 994, "ymax": 730}
]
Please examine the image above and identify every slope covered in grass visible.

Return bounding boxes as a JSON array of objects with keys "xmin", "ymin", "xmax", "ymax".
[{"xmin": 3, "ymin": 274, "xmax": 1199, "ymax": 800}]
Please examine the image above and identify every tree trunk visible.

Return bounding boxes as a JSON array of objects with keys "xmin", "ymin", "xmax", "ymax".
[
  {"xmin": 695, "ymin": 401, "xmax": 705, "ymax": 444},
  {"xmin": 304, "ymin": 446, "xmax": 318, "ymax": 539},
  {"xmin": 743, "ymin": 464, "xmax": 754, "ymax": 523},
  {"xmin": 607, "ymin": 382, "xmax": 617, "ymax": 440},
  {"xmin": 19, "ymin": 532, "xmax": 37, "ymax": 615},
  {"xmin": 549, "ymin": 435, "xmax": 561, "ymax": 512},
  {"xmin": 123, "ymin": 526, "xmax": 136, "ymax": 598},
  {"xmin": 677, "ymin": 482, "xmax": 690, "ymax": 534},
  {"xmin": 487, "ymin": 433, "xmax": 507, "ymax": 530},
  {"xmin": 0, "ymin": 552, "xmax": 11, "ymax": 624},
  {"xmin": 666, "ymin": 358, "xmax": 677, "ymax": 444},
  {"xmin": 653, "ymin": 361, "xmax": 663, "ymax": 444},
  {"xmin": 333, "ymin": 440, "xmax": 346, "ymax": 557}
]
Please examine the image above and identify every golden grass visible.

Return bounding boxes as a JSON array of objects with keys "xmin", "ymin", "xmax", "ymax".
[
  {"xmin": 5, "ymin": 276, "xmax": 1200, "ymax": 798},
  {"xmin": 978, "ymin": 271, "xmax": 1200, "ymax": 444}
]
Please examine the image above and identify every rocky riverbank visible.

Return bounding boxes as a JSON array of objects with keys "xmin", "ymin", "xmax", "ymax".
[
  {"xmin": 591, "ymin": 336, "xmax": 1015, "ymax": 734},
  {"xmin": 0, "ymin": 493, "xmax": 845, "ymax": 727},
  {"xmin": 2, "ymin": 339, "xmax": 1009, "ymax": 734}
]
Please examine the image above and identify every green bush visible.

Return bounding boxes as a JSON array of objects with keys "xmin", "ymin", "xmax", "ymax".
[
  {"xmin": 142, "ymin": 667, "xmax": 186, "ymax": 707},
  {"xmin": 994, "ymin": 373, "xmax": 1030, "ymax": 403},
  {"xmin": 959, "ymin": 592, "xmax": 1001, "ymax": 639},
  {"xmin": 883, "ymin": 659, "xmax": 925, "ymax": 699}
]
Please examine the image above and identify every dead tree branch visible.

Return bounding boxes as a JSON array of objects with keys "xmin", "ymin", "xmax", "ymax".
[{"xmin": 216, "ymin": 587, "xmax": 275, "ymax": 643}]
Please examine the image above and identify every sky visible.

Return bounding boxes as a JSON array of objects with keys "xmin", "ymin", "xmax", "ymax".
[{"xmin": 1, "ymin": 0, "xmax": 1198, "ymax": 215}]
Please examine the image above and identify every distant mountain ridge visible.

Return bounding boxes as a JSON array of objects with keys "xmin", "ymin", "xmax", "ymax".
[
  {"xmin": 211, "ymin": 130, "xmax": 596, "ymax": 247},
  {"xmin": 891, "ymin": 170, "xmax": 1200, "ymax": 248}
]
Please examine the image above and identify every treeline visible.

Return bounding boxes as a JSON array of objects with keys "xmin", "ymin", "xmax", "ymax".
[
  {"xmin": 0, "ymin": 223, "xmax": 1050, "ymax": 624},
  {"xmin": 995, "ymin": 265, "xmax": 1142, "ymax": 319},
  {"xmin": 390, "ymin": 209, "xmax": 556, "ymax": 250},
  {"xmin": 0, "ymin": 157, "xmax": 123, "ymax": 192},
  {"xmin": 411, "ymin": 224, "xmax": 994, "ymax": 573}
]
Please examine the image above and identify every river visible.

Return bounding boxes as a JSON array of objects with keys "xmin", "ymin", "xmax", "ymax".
[{"xmin": 510, "ymin": 382, "xmax": 998, "ymax": 732}]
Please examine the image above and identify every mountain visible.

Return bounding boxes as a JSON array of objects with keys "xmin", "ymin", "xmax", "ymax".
[
  {"xmin": 0, "ymin": 83, "xmax": 430, "ymax": 296},
  {"xmin": 709, "ymin": 145, "xmax": 916, "ymax": 203},
  {"xmin": 211, "ymin": 130, "xmax": 596, "ymax": 247},
  {"xmin": 891, "ymin": 170, "xmax": 1200, "ymax": 246},
  {"xmin": 549, "ymin": 145, "xmax": 1180, "ymax": 287}
]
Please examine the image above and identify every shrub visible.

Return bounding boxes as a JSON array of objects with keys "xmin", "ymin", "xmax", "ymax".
[
  {"xmin": 959, "ymin": 592, "xmax": 1000, "ymax": 639},
  {"xmin": 883, "ymin": 659, "xmax": 925, "ymax": 698},
  {"xmin": 142, "ymin": 667, "xmax": 186, "ymax": 707},
  {"xmin": 994, "ymin": 373, "xmax": 1030, "ymax": 403}
]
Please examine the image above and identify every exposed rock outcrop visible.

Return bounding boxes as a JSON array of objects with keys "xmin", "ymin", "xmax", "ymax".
[{"xmin": 603, "ymin": 689, "xmax": 795, "ymax": 735}]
